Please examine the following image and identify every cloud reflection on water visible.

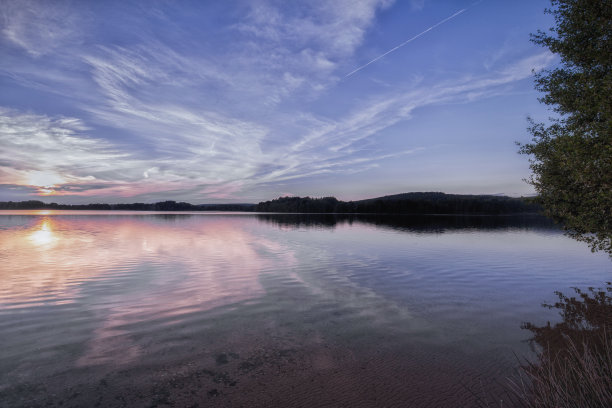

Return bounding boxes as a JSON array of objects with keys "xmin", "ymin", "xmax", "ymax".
[
  {"xmin": 0, "ymin": 212, "xmax": 610, "ymax": 407},
  {"xmin": 0, "ymin": 214, "xmax": 297, "ymax": 365}
]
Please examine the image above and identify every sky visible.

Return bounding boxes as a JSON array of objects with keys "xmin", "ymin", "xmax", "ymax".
[{"xmin": 0, "ymin": 0, "xmax": 557, "ymax": 204}]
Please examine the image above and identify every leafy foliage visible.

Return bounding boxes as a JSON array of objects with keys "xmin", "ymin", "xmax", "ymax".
[{"xmin": 520, "ymin": 0, "xmax": 612, "ymax": 253}]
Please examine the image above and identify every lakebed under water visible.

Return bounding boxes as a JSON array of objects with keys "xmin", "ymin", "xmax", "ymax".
[{"xmin": 0, "ymin": 211, "xmax": 610, "ymax": 407}]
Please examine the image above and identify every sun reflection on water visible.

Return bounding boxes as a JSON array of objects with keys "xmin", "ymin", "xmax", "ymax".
[
  {"xmin": 28, "ymin": 218, "xmax": 57, "ymax": 247},
  {"xmin": 0, "ymin": 215, "xmax": 298, "ymax": 318}
]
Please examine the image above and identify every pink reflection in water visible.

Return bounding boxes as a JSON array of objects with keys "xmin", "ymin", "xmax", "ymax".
[{"xmin": 0, "ymin": 213, "xmax": 297, "ymax": 366}]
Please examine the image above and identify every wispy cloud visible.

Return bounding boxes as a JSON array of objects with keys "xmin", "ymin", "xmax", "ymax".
[
  {"xmin": 0, "ymin": 108, "xmax": 122, "ymax": 171},
  {"xmin": 345, "ymin": 7, "xmax": 467, "ymax": 78},
  {"xmin": 232, "ymin": 0, "xmax": 395, "ymax": 98},
  {"xmin": 0, "ymin": 46, "xmax": 552, "ymax": 200},
  {"xmin": 237, "ymin": 0, "xmax": 393, "ymax": 58},
  {"xmin": 0, "ymin": 108, "xmax": 132, "ymax": 195},
  {"xmin": 0, "ymin": 1, "xmax": 554, "ymax": 201},
  {"xmin": 294, "ymin": 51, "xmax": 554, "ymax": 155},
  {"xmin": 0, "ymin": 0, "xmax": 84, "ymax": 56}
]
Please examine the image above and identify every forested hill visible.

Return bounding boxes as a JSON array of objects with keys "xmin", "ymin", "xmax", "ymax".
[
  {"xmin": 0, "ymin": 193, "xmax": 541, "ymax": 214},
  {"xmin": 255, "ymin": 193, "xmax": 541, "ymax": 214}
]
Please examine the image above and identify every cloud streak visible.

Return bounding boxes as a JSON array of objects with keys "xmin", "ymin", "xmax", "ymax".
[
  {"xmin": 0, "ymin": 1, "xmax": 553, "ymax": 201},
  {"xmin": 345, "ymin": 7, "xmax": 467, "ymax": 78},
  {"xmin": 0, "ymin": 47, "xmax": 551, "ymax": 201}
]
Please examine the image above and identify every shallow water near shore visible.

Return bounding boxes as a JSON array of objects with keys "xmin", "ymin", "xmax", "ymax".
[{"xmin": 0, "ymin": 211, "xmax": 609, "ymax": 407}]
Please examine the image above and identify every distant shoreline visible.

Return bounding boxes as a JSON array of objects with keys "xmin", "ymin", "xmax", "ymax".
[
  {"xmin": 1, "ymin": 192, "xmax": 541, "ymax": 215},
  {"xmin": 0, "ymin": 209, "xmax": 543, "ymax": 216}
]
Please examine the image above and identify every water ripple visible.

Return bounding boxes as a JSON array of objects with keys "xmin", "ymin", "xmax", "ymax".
[{"xmin": 0, "ymin": 212, "xmax": 609, "ymax": 407}]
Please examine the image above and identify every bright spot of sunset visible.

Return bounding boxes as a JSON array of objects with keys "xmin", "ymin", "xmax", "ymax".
[
  {"xmin": 28, "ymin": 218, "xmax": 57, "ymax": 246},
  {"xmin": 27, "ymin": 171, "xmax": 65, "ymax": 187},
  {"xmin": 0, "ymin": 0, "xmax": 554, "ymax": 204},
  {"xmin": 26, "ymin": 171, "xmax": 66, "ymax": 195}
]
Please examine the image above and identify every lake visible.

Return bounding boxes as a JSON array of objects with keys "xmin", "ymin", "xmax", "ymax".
[{"xmin": 0, "ymin": 211, "xmax": 610, "ymax": 407}]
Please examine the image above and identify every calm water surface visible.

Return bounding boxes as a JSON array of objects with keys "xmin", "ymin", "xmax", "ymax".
[{"xmin": 0, "ymin": 211, "xmax": 610, "ymax": 407}]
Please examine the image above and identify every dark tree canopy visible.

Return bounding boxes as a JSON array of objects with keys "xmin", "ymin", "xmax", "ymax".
[
  {"xmin": 520, "ymin": 0, "xmax": 612, "ymax": 253},
  {"xmin": 255, "ymin": 193, "xmax": 540, "ymax": 214}
]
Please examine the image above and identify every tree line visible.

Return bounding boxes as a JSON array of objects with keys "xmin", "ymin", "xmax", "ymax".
[
  {"xmin": 0, "ymin": 193, "xmax": 540, "ymax": 214},
  {"xmin": 254, "ymin": 192, "xmax": 541, "ymax": 214},
  {"xmin": 0, "ymin": 200, "xmax": 256, "ymax": 212}
]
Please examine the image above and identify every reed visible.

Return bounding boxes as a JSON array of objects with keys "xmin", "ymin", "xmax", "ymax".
[
  {"xmin": 509, "ymin": 330, "xmax": 612, "ymax": 408},
  {"xmin": 478, "ymin": 285, "xmax": 612, "ymax": 408},
  {"xmin": 509, "ymin": 284, "xmax": 612, "ymax": 408}
]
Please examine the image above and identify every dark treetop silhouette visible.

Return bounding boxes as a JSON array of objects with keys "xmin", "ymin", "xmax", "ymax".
[{"xmin": 0, "ymin": 193, "xmax": 541, "ymax": 215}]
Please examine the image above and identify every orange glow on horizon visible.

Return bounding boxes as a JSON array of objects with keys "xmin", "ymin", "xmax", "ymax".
[
  {"xmin": 0, "ymin": 216, "xmax": 298, "ymax": 317},
  {"xmin": 36, "ymin": 187, "xmax": 58, "ymax": 196},
  {"xmin": 22, "ymin": 170, "xmax": 67, "ymax": 196}
]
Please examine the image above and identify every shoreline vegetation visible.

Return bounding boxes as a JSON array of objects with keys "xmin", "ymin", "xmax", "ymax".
[
  {"xmin": 510, "ymin": 284, "xmax": 612, "ymax": 408},
  {"xmin": 0, "ymin": 192, "xmax": 541, "ymax": 215}
]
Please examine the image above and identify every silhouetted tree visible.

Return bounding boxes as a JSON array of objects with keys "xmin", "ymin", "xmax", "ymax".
[{"xmin": 520, "ymin": 0, "xmax": 612, "ymax": 253}]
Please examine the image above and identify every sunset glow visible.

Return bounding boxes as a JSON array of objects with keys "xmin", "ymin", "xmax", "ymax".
[
  {"xmin": 0, "ymin": 1, "xmax": 555, "ymax": 204},
  {"xmin": 27, "ymin": 171, "xmax": 66, "ymax": 188},
  {"xmin": 22, "ymin": 171, "xmax": 66, "ymax": 196},
  {"xmin": 0, "ymin": 2, "xmax": 608, "ymax": 405},
  {"xmin": 0, "ymin": 214, "xmax": 297, "ymax": 310},
  {"xmin": 28, "ymin": 218, "xmax": 57, "ymax": 246}
]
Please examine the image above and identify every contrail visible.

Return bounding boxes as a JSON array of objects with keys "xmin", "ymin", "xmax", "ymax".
[{"xmin": 344, "ymin": 8, "xmax": 467, "ymax": 78}]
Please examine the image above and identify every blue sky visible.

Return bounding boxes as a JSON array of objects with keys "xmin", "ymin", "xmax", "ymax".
[{"xmin": 0, "ymin": 0, "xmax": 555, "ymax": 203}]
